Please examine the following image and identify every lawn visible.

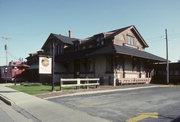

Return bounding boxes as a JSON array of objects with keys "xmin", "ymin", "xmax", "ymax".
[
  {"xmin": 8, "ymin": 85, "xmax": 61, "ymax": 95},
  {"xmin": 8, "ymin": 85, "xmax": 77, "ymax": 95}
]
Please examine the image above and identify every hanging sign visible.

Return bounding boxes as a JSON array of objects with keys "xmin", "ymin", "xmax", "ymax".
[{"xmin": 39, "ymin": 57, "xmax": 52, "ymax": 74}]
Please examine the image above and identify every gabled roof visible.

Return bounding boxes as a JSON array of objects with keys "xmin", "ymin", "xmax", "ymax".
[
  {"xmin": 79, "ymin": 25, "xmax": 148, "ymax": 47},
  {"xmin": 105, "ymin": 25, "xmax": 148, "ymax": 47},
  {"xmin": 57, "ymin": 44, "xmax": 166, "ymax": 62},
  {"xmin": 42, "ymin": 33, "xmax": 78, "ymax": 49},
  {"xmin": 79, "ymin": 26, "xmax": 131, "ymax": 44}
]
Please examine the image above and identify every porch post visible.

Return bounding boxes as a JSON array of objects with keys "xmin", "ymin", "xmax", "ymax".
[
  {"xmin": 123, "ymin": 56, "xmax": 125, "ymax": 78},
  {"xmin": 113, "ymin": 54, "xmax": 116, "ymax": 86},
  {"xmin": 52, "ymin": 41, "xmax": 55, "ymax": 91}
]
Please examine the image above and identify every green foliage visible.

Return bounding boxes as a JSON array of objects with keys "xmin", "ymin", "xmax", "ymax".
[
  {"xmin": 20, "ymin": 82, "xmax": 42, "ymax": 86},
  {"xmin": 8, "ymin": 85, "xmax": 80, "ymax": 95},
  {"xmin": 8, "ymin": 85, "xmax": 60, "ymax": 95}
]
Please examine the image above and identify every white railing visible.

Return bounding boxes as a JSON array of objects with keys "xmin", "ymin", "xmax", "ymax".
[
  {"xmin": 117, "ymin": 78, "xmax": 151, "ymax": 85},
  {"xmin": 60, "ymin": 78, "xmax": 100, "ymax": 90}
]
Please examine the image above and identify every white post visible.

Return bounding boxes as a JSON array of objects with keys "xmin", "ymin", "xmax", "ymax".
[{"xmin": 77, "ymin": 78, "xmax": 80, "ymax": 85}]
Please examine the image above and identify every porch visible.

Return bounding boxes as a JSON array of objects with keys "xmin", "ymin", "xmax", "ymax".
[{"xmin": 117, "ymin": 78, "xmax": 151, "ymax": 85}]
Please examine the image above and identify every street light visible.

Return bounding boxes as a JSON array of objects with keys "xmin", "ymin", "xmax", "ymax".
[{"xmin": 14, "ymin": 66, "xmax": 18, "ymax": 85}]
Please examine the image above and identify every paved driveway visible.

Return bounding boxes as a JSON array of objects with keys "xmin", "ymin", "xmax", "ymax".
[{"xmin": 49, "ymin": 87, "xmax": 180, "ymax": 122}]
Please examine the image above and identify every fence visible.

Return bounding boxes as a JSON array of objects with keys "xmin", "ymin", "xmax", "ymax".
[{"xmin": 60, "ymin": 78, "xmax": 100, "ymax": 90}]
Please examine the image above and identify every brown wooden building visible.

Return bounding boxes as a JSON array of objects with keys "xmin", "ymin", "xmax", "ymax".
[
  {"xmin": 26, "ymin": 51, "xmax": 52, "ymax": 83},
  {"xmin": 154, "ymin": 62, "xmax": 180, "ymax": 84},
  {"xmin": 31, "ymin": 25, "xmax": 166, "ymax": 85}
]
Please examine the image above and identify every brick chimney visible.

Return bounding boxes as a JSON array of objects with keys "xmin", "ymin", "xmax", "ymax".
[{"xmin": 68, "ymin": 30, "xmax": 73, "ymax": 38}]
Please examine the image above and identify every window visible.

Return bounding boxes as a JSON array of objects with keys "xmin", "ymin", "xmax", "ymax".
[
  {"xmin": 56, "ymin": 44, "xmax": 64, "ymax": 55},
  {"xmin": 127, "ymin": 36, "xmax": 135, "ymax": 45},
  {"xmin": 80, "ymin": 60, "xmax": 87, "ymax": 73},
  {"xmin": 115, "ymin": 56, "xmax": 123, "ymax": 71},
  {"xmin": 79, "ymin": 58, "xmax": 94, "ymax": 73},
  {"xmin": 97, "ymin": 38, "xmax": 101, "ymax": 46},
  {"xmin": 56, "ymin": 45, "xmax": 59, "ymax": 55},
  {"xmin": 2, "ymin": 68, "xmax": 4, "ymax": 73},
  {"xmin": 82, "ymin": 46, "xmax": 86, "ymax": 49},
  {"xmin": 87, "ymin": 58, "xmax": 94, "ymax": 72},
  {"xmin": 106, "ymin": 55, "xmax": 113, "ymax": 72},
  {"xmin": 74, "ymin": 43, "xmax": 79, "ymax": 51},
  {"xmin": 89, "ymin": 45, "xmax": 93, "ymax": 48},
  {"xmin": 96, "ymin": 37, "xmax": 104, "ymax": 46}
]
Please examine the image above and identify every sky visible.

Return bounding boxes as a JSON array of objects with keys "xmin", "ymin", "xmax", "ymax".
[{"xmin": 0, "ymin": 0, "xmax": 180, "ymax": 65}]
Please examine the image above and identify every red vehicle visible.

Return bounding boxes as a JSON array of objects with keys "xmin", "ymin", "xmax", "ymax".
[{"xmin": 0, "ymin": 61, "xmax": 29, "ymax": 82}]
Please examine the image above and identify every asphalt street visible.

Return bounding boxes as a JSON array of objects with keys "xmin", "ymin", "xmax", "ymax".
[{"xmin": 49, "ymin": 87, "xmax": 180, "ymax": 122}]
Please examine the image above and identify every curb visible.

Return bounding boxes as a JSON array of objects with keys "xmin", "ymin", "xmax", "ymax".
[
  {"xmin": 0, "ymin": 94, "xmax": 14, "ymax": 106},
  {"xmin": 45, "ymin": 85, "xmax": 160, "ymax": 99}
]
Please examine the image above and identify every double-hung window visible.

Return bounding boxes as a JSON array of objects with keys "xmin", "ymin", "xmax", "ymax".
[{"xmin": 127, "ymin": 36, "xmax": 135, "ymax": 45}]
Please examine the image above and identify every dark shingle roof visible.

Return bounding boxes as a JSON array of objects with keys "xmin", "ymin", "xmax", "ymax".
[
  {"xmin": 52, "ymin": 33, "xmax": 78, "ymax": 45},
  {"xmin": 88, "ymin": 44, "xmax": 165, "ymax": 61},
  {"xmin": 42, "ymin": 33, "xmax": 78, "ymax": 49},
  {"xmin": 57, "ymin": 44, "xmax": 165, "ymax": 62},
  {"xmin": 114, "ymin": 45, "xmax": 165, "ymax": 61},
  {"xmin": 79, "ymin": 25, "xmax": 148, "ymax": 48},
  {"xmin": 80, "ymin": 26, "xmax": 131, "ymax": 44},
  {"xmin": 56, "ymin": 47, "xmax": 96, "ymax": 61}
]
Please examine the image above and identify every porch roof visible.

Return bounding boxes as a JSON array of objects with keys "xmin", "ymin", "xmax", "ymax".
[{"xmin": 57, "ymin": 44, "xmax": 166, "ymax": 62}]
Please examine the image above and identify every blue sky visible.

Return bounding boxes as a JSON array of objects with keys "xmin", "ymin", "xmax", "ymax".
[{"xmin": 0, "ymin": 0, "xmax": 180, "ymax": 65}]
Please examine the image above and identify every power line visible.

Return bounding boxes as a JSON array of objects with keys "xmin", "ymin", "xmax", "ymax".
[
  {"xmin": 7, "ymin": 51, "xmax": 19, "ymax": 61},
  {"xmin": 146, "ymin": 32, "xmax": 180, "ymax": 41}
]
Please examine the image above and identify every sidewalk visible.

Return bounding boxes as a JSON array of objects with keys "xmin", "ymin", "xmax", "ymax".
[{"xmin": 0, "ymin": 84, "xmax": 110, "ymax": 122}]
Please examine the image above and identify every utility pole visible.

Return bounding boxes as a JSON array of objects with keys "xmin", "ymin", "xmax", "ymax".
[
  {"xmin": 52, "ymin": 41, "xmax": 55, "ymax": 91},
  {"xmin": 1, "ymin": 37, "xmax": 11, "ymax": 66},
  {"xmin": 4, "ymin": 44, "xmax": 8, "ymax": 66},
  {"xmin": 1, "ymin": 36, "xmax": 11, "ymax": 83},
  {"xmin": 165, "ymin": 29, "xmax": 169, "ymax": 84}
]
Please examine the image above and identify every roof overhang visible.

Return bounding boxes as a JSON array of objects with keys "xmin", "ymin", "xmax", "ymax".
[{"xmin": 56, "ymin": 44, "xmax": 166, "ymax": 62}]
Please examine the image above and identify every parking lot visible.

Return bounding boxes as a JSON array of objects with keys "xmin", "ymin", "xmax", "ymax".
[{"xmin": 49, "ymin": 87, "xmax": 180, "ymax": 122}]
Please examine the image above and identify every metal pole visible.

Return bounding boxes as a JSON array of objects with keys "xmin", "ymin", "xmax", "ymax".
[
  {"xmin": 52, "ymin": 41, "xmax": 55, "ymax": 91},
  {"xmin": 1, "ymin": 37, "xmax": 11, "ymax": 83},
  {"xmin": 5, "ymin": 44, "xmax": 8, "ymax": 83},
  {"xmin": 14, "ymin": 67, "xmax": 17, "ymax": 86},
  {"xmin": 14, "ymin": 70, "xmax": 16, "ymax": 86},
  {"xmin": 5, "ymin": 44, "xmax": 8, "ymax": 67},
  {"xmin": 165, "ymin": 29, "xmax": 169, "ymax": 84}
]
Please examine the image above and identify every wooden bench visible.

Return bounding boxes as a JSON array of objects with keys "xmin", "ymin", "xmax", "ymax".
[{"xmin": 60, "ymin": 78, "xmax": 100, "ymax": 91}]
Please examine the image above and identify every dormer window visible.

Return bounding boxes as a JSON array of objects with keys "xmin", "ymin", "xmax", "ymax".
[
  {"xmin": 97, "ymin": 38, "xmax": 100, "ymax": 46},
  {"xmin": 101, "ymin": 38, "xmax": 104, "ymax": 45},
  {"xmin": 124, "ymin": 35, "xmax": 137, "ymax": 49},
  {"xmin": 96, "ymin": 37, "xmax": 104, "ymax": 46}
]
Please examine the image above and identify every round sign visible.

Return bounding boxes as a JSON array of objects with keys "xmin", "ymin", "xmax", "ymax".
[{"xmin": 41, "ymin": 58, "xmax": 49, "ymax": 67}]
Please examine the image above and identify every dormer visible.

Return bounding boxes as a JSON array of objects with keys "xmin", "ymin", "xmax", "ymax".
[
  {"xmin": 95, "ymin": 35, "xmax": 104, "ymax": 46},
  {"xmin": 113, "ymin": 26, "xmax": 148, "ymax": 51},
  {"xmin": 73, "ymin": 41, "xmax": 80, "ymax": 51},
  {"xmin": 42, "ymin": 33, "xmax": 78, "ymax": 55}
]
